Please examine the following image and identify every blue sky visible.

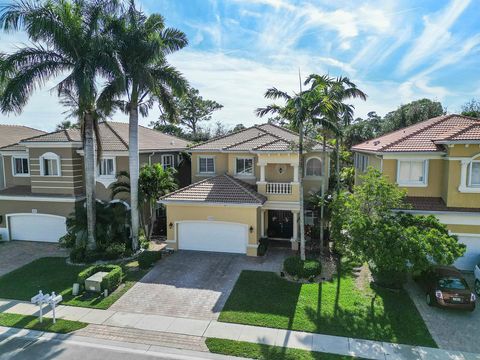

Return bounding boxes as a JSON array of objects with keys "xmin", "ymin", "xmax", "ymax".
[{"xmin": 1, "ymin": 0, "xmax": 480, "ymax": 131}]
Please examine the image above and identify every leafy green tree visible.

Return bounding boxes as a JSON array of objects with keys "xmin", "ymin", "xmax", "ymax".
[
  {"xmin": 381, "ymin": 98, "xmax": 444, "ymax": 134},
  {"xmin": 0, "ymin": 0, "xmax": 120, "ymax": 250},
  {"xmin": 344, "ymin": 111, "xmax": 382, "ymax": 148},
  {"xmin": 150, "ymin": 122, "xmax": 185, "ymax": 138},
  {"xmin": 154, "ymin": 86, "xmax": 223, "ymax": 136},
  {"xmin": 101, "ymin": 3, "xmax": 188, "ymax": 250},
  {"xmin": 331, "ymin": 168, "xmax": 465, "ymax": 286},
  {"xmin": 231, "ymin": 123, "xmax": 246, "ymax": 132},
  {"xmin": 461, "ymin": 98, "xmax": 480, "ymax": 118}
]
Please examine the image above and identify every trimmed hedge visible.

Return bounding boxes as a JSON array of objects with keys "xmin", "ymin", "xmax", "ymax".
[
  {"xmin": 283, "ymin": 256, "xmax": 322, "ymax": 280},
  {"xmin": 138, "ymin": 250, "xmax": 162, "ymax": 269},
  {"xmin": 77, "ymin": 264, "xmax": 123, "ymax": 293}
]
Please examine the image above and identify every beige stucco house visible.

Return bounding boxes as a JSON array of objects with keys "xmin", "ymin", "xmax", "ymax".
[
  {"xmin": 351, "ymin": 114, "xmax": 480, "ymax": 270},
  {"xmin": 160, "ymin": 123, "xmax": 331, "ymax": 256},
  {"xmin": 0, "ymin": 121, "xmax": 189, "ymax": 242}
]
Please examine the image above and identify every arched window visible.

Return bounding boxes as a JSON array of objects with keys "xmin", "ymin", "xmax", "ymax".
[
  {"xmin": 40, "ymin": 152, "xmax": 61, "ymax": 176},
  {"xmin": 305, "ymin": 157, "xmax": 322, "ymax": 177}
]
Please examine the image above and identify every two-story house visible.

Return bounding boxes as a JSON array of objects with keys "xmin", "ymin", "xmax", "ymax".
[
  {"xmin": 0, "ymin": 121, "xmax": 189, "ymax": 242},
  {"xmin": 160, "ymin": 123, "xmax": 331, "ymax": 256},
  {"xmin": 351, "ymin": 114, "xmax": 480, "ymax": 270}
]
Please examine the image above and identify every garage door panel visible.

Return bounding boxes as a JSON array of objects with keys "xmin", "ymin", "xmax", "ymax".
[
  {"xmin": 454, "ymin": 235, "xmax": 480, "ymax": 271},
  {"xmin": 9, "ymin": 214, "xmax": 66, "ymax": 243},
  {"xmin": 178, "ymin": 221, "xmax": 247, "ymax": 254}
]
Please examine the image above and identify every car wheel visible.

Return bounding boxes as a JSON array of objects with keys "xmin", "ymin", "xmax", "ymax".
[
  {"xmin": 475, "ymin": 280, "xmax": 480, "ymax": 296},
  {"xmin": 426, "ymin": 293, "xmax": 434, "ymax": 306}
]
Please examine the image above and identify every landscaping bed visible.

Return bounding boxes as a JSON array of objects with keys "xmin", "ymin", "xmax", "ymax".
[
  {"xmin": 0, "ymin": 313, "xmax": 87, "ymax": 334},
  {"xmin": 219, "ymin": 270, "xmax": 436, "ymax": 347},
  {"xmin": 206, "ymin": 338, "xmax": 362, "ymax": 360},
  {"xmin": 0, "ymin": 257, "xmax": 147, "ymax": 309}
]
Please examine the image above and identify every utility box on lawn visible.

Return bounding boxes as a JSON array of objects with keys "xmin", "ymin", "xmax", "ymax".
[{"xmin": 85, "ymin": 271, "xmax": 109, "ymax": 292}]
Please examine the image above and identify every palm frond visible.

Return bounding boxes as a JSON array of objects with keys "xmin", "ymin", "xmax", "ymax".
[{"xmin": 264, "ymin": 87, "xmax": 291, "ymax": 101}]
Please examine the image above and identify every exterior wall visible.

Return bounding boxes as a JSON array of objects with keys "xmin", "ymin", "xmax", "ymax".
[
  {"xmin": 447, "ymin": 224, "xmax": 480, "ymax": 234},
  {"xmin": 447, "ymin": 145, "xmax": 480, "ymax": 157},
  {"xmin": 96, "ymin": 156, "xmax": 129, "ymax": 202},
  {"xmin": 354, "ymin": 152, "xmax": 381, "ymax": 185},
  {"xmin": 3, "ymin": 155, "xmax": 31, "ymax": 187},
  {"xmin": 165, "ymin": 203, "xmax": 260, "ymax": 256},
  {"xmin": 228, "ymin": 153, "xmax": 257, "ymax": 184},
  {"xmin": 191, "ymin": 153, "xmax": 228, "ymax": 183},
  {"xmin": 0, "ymin": 155, "xmax": 4, "ymax": 189},
  {"xmin": 444, "ymin": 159, "xmax": 480, "ymax": 208},
  {"xmin": 29, "ymin": 147, "xmax": 83, "ymax": 195}
]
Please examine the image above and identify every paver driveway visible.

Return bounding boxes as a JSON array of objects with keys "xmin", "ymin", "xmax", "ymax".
[
  {"xmin": 0, "ymin": 241, "xmax": 67, "ymax": 277},
  {"xmin": 406, "ymin": 274, "xmax": 480, "ymax": 353},
  {"xmin": 111, "ymin": 249, "xmax": 291, "ymax": 320}
]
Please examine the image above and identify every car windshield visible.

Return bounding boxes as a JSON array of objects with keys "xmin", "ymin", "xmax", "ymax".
[{"xmin": 438, "ymin": 277, "xmax": 468, "ymax": 290}]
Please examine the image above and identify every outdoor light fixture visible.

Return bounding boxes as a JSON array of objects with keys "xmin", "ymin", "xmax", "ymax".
[
  {"xmin": 249, "ymin": 226, "xmax": 254, "ymax": 233},
  {"xmin": 169, "ymin": 222, "xmax": 174, "ymax": 229}
]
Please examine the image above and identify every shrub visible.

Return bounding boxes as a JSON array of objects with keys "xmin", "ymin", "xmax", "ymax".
[
  {"xmin": 138, "ymin": 250, "xmax": 162, "ymax": 269},
  {"xmin": 104, "ymin": 243, "xmax": 126, "ymax": 260},
  {"xmin": 69, "ymin": 247, "xmax": 86, "ymax": 263},
  {"xmin": 77, "ymin": 264, "xmax": 123, "ymax": 293},
  {"xmin": 369, "ymin": 265, "xmax": 407, "ymax": 289},
  {"xmin": 283, "ymin": 256, "xmax": 322, "ymax": 280},
  {"xmin": 257, "ymin": 237, "xmax": 269, "ymax": 256}
]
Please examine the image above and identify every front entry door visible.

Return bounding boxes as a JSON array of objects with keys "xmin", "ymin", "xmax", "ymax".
[{"xmin": 267, "ymin": 210, "xmax": 293, "ymax": 239}]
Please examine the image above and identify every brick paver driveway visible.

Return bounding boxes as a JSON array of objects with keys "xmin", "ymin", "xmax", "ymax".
[
  {"xmin": 406, "ymin": 274, "xmax": 480, "ymax": 353},
  {"xmin": 111, "ymin": 249, "xmax": 291, "ymax": 320},
  {"xmin": 0, "ymin": 241, "xmax": 67, "ymax": 277}
]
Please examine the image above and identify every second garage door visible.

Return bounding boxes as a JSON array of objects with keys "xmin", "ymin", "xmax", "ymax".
[
  {"xmin": 9, "ymin": 214, "xmax": 67, "ymax": 243},
  {"xmin": 454, "ymin": 235, "xmax": 480, "ymax": 271},
  {"xmin": 177, "ymin": 221, "xmax": 247, "ymax": 254}
]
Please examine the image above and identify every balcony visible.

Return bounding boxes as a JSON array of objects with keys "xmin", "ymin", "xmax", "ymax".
[{"xmin": 266, "ymin": 182, "xmax": 292, "ymax": 195}]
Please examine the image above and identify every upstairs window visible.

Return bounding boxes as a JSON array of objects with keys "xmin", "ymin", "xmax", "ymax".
[
  {"xmin": 305, "ymin": 157, "xmax": 322, "ymax": 176},
  {"xmin": 162, "ymin": 154, "xmax": 174, "ymax": 170},
  {"xmin": 12, "ymin": 156, "xmax": 29, "ymax": 176},
  {"xmin": 199, "ymin": 156, "xmax": 215, "ymax": 174},
  {"xmin": 99, "ymin": 158, "xmax": 115, "ymax": 177},
  {"xmin": 468, "ymin": 162, "xmax": 480, "ymax": 187},
  {"xmin": 236, "ymin": 158, "xmax": 253, "ymax": 175},
  {"xmin": 40, "ymin": 152, "xmax": 61, "ymax": 176},
  {"xmin": 354, "ymin": 153, "xmax": 369, "ymax": 172},
  {"xmin": 397, "ymin": 160, "xmax": 427, "ymax": 186}
]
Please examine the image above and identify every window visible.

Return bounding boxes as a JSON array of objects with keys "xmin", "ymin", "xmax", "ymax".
[
  {"xmin": 162, "ymin": 154, "xmax": 174, "ymax": 170},
  {"xmin": 397, "ymin": 160, "xmax": 427, "ymax": 186},
  {"xmin": 354, "ymin": 153, "xmax": 369, "ymax": 172},
  {"xmin": 236, "ymin": 158, "xmax": 253, "ymax": 175},
  {"xmin": 198, "ymin": 156, "xmax": 215, "ymax": 174},
  {"xmin": 305, "ymin": 210, "xmax": 317, "ymax": 226},
  {"xmin": 12, "ymin": 156, "xmax": 29, "ymax": 176},
  {"xmin": 468, "ymin": 162, "xmax": 480, "ymax": 187},
  {"xmin": 305, "ymin": 157, "xmax": 322, "ymax": 176},
  {"xmin": 99, "ymin": 158, "xmax": 115, "ymax": 177},
  {"xmin": 40, "ymin": 152, "xmax": 61, "ymax": 176}
]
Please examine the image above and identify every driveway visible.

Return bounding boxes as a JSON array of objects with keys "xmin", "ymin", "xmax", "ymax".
[
  {"xmin": 111, "ymin": 249, "xmax": 291, "ymax": 320},
  {"xmin": 0, "ymin": 241, "xmax": 67, "ymax": 277},
  {"xmin": 406, "ymin": 274, "xmax": 480, "ymax": 353}
]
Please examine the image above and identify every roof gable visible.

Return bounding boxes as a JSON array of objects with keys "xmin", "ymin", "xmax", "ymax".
[{"xmin": 0, "ymin": 124, "xmax": 45, "ymax": 149}]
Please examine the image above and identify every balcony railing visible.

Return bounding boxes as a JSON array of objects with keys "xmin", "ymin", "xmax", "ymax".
[{"xmin": 266, "ymin": 182, "xmax": 292, "ymax": 195}]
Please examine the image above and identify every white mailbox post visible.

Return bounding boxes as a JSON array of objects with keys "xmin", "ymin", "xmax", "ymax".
[
  {"xmin": 48, "ymin": 292, "xmax": 63, "ymax": 324},
  {"xmin": 31, "ymin": 290, "xmax": 63, "ymax": 323}
]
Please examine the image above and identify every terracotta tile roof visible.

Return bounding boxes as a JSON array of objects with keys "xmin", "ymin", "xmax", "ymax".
[
  {"xmin": 191, "ymin": 123, "xmax": 331, "ymax": 152},
  {"xmin": 351, "ymin": 114, "xmax": 480, "ymax": 153},
  {"xmin": 402, "ymin": 197, "xmax": 480, "ymax": 213},
  {"xmin": 17, "ymin": 121, "xmax": 188, "ymax": 152},
  {"xmin": 160, "ymin": 174, "xmax": 267, "ymax": 205},
  {"xmin": 0, "ymin": 124, "xmax": 45, "ymax": 150}
]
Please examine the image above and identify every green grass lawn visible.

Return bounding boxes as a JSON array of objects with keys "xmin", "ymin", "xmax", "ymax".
[
  {"xmin": 0, "ymin": 313, "xmax": 87, "ymax": 333},
  {"xmin": 206, "ymin": 338, "xmax": 363, "ymax": 360},
  {"xmin": 219, "ymin": 270, "xmax": 436, "ymax": 347},
  {"xmin": 0, "ymin": 257, "xmax": 147, "ymax": 309}
]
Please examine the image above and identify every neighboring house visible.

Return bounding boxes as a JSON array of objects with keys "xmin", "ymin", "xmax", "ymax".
[
  {"xmin": 0, "ymin": 124, "xmax": 46, "ymax": 190},
  {"xmin": 0, "ymin": 121, "xmax": 189, "ymax": 242},
  {"xmin": 160, "ymin": 123, "xmax": 331, "ymax": 256},
  {"xmin": 352, "ymin": 114, "xmax": 480, "ymax": 270}
]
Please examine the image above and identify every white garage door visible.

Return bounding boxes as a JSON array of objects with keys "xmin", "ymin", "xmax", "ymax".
[
  {"xmin": 454, "ymin": 235, "xmax": 480, "ymax": 271},
  {"xmin": 178, "ymin": 221, "xmax": 247, "ymax": 254},
  {"xmin": 9, "ymin": 214, "xmax": 67, "ymax": 243}
]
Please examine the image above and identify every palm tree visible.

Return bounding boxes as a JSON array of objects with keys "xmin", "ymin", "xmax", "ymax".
[
  {"xmin": 56, "ymin": 120, "xmax": 79, "ymax": 131},
  {"xmin": 100, "ymin": 2, "xmax": 188, "ymax": 250},
  {"xmin": 0, "ymin": 0, "xmax": 121, "ymax": 250},
  {"xmin": 256, "ymin": 77, "xmax": 337, "ymax": 260}
]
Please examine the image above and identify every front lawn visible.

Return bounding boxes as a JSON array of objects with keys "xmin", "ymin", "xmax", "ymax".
[
  {"xmin": 206, "ymin": 338, "xmax": 362, "ymax": 360},
  {"xmin": 0, "ymin": 257, "xmax": 147, "ymax": 309},
  {"xmin": 219, "ymin": 270, "xmax": 436, "ymax": 347},
  {"xmin": 0, "ymin": 312, "xmax": 87, "ymax": 333}
]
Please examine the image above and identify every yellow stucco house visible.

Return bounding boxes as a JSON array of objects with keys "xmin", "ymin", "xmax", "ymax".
[
  {"xmin": 160, "ymin": 123, "xmax": 331, "ymax": 256},
  {"xmin": 352, "ymin": 114, "xmax": 480, "ymax": 270}
]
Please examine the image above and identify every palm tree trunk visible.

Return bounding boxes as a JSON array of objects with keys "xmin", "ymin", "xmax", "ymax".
[
  {"xmin": 335, "ymin": 137, "xmax": 341, "ymax": 193},
  {"xmin": 320, "ymin": 134, "xmax": 326, "ymax": 255},
  {"xmin": 129, "ymin": 106, "xmax": 140, "ymax": 251},
  {"xmin": 299, "ymin": 120, "xmax": 306, "ymax": 261},
  {"xmin": 84, "ymin": 113, "xmax": 96, "ymax": 250}
]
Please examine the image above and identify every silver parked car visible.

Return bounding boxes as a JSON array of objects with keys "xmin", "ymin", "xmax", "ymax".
[{"xmin": 475, "ymin": 260, "xmax": 480, "ymax": 296}]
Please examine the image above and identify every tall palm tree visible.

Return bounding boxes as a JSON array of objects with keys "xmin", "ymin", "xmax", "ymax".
[
  {"xmin": 0, "ymin": 0, "xmax": 121, "ymax": 250},
  {"xmin": 100, "ymin": 2, "xmax": 188, "ymax": 250},
  {"xmin": 256, "ymin": 77, "xmax": 337, "ymax": 260}
]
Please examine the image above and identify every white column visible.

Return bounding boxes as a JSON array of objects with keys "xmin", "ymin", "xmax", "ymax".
[
  {"xmin": 260, "ymin": 164, "xmax": 266, "ymax": 182},
  {"xmin": 459, "ymin": 159, "xmax": 469, "ymax": 191},
  {"xmin": 292, "ymin": 211, "xmax": 299, "ymax": 241},
  {"xmin": 293, "ymin": 164, "xmax": 299, "ymax": 182},
  {"xmin": 260, "ymin": 209, "xmax": 265, "ymax": 237}
]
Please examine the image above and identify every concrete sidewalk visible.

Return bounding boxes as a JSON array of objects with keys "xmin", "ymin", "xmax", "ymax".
[{"xmin": 1, "ymin": 298, "xmax": 479, "ymax": 360}]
